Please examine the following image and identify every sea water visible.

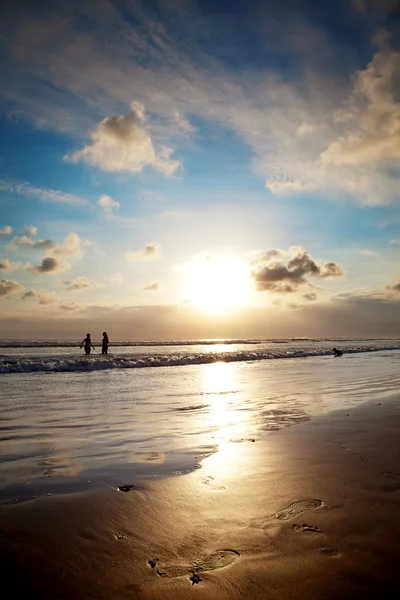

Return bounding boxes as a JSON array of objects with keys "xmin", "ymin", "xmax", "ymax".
[{"xmin": 1, "ymin": 339, "xmax": 399, "ymax": 503}]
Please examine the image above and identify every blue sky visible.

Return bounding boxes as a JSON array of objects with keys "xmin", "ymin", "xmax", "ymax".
[{"xmin": 1, "ymin": 0, "xmax": 400, "ymax": 339}]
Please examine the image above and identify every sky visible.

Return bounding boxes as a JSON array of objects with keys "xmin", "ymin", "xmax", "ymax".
[{"xmin": 1, "ymin": 0, "xmax": 400, "ymax": 340}]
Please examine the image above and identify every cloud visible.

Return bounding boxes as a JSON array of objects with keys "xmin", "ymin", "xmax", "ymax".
[
  {"xmin": 21, "ymin": 289, "xmax": 58, "ymax": 304},
  {"xmin": 58, "ymin": 300, "xmax": 80, "ymax": 311},
  {"xmin": 0, "ymin": 180, "xmax": 86, "ymax": 204},
  {"xmin": 0, "ymin": 258, "xmax": 21, "ymax": 271},
  {"xmin": 62, "ymin": 276, "xmax": 100, "ymax": 291},
  {"xmin": 321, "ymin": 49, "xmax": 400, "ymax": 168},
  {"xmin": 267, "ymin": 44, "xmax": 400, "ymax": 205},
  {"xmin": 27, "ymin": 257, "xmax": 70, "ymax": 275},
  {"xmin": 142, "ymin": 282, "xmax": 160, "ymax": 292},
  {"xmin": 97, "ymin": 194, "xmax": 120, "ymax": 212},
  {"xmin": 8, "ymin": 235, "xmax": 54, "ymax": 251},
  {"xmin": 24, "ymin": 225, "xmax": 38, "ymax": 236},
  {"xmin": 65, "ymin": 103, "xmax": 181, "ymax": 176},
  {"xmin": 125, "ymin": 242, "xmax": 161, "ymax": 261},
  {"xmin": 105, "ymin": 272, "xmax": 123, "ymax": 286},
  {"xmin": 388, "ymin": 278, "xmax": 400, "ymax": 293},
  {"xmin": 173, "ymin": 110, "xmax": 195, "ymax": 135},
  {"xmin": 3, "ymin": 1, "xmax": 400, "ymax": 205},
  {"xmin": 320, "ymin": 262, "xmax": 344, "ymax": 277},
  {"xmin": 303, "ymin": 292, "xmax": 317, "ymax": 301},
  {"xmin": 52, "ymin": 232, "xmax": 88, "ymax": 258},
  {"xmin": 352, "ymin": 0, "xmax": 399, "ymax": 14},
  {"xmin": 251, "ymin": 249, "xmax": 343, "ymax": 293},
  {"xmin": 7, "ymin": 231, "xmax": 89, "ymax": 258},
  {"xmin": 0, "ymin": 279, "xmax": 23, "ymax": 297},
  {"xmin": 0, "ymin": 226, "xmax": 12, "ymax": 235}
]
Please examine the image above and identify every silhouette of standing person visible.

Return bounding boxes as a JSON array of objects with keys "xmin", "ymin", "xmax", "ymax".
[
  {"xmin": 80, "ymin": 333, "xmax": 95, "ymax": 355},
  {"xmin": 102, "ymin": 331, "xmax": 109, "ymax": 355}
]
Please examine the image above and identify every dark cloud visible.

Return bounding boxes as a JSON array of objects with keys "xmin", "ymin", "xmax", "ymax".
[
  {"xmin": 27, "ymin": 257, "xmax": 69, "ymax": 274},
  {"xmin": 0, "ymin": 279, "xmax": 23, "ymax": 297},
  {"xmin": 303, "ymin": 292, "xmax": 317, "ymax": 301},
  {"xmin": 320, "ymin": 262, "xmax": 343, "ymax": 277},
  {"xmin": 21, "ymin": 290, "xmax": 36, "ymax": 299},
  {"xmin": 59, "ymin": 301, "xmax": 79, "ymax": 311},
  {"xmin": 21, "ymin": 289, "xmax": 58, "ymax": 304},
  {"xmin": 252, "ymin": 250, "xmax": 343, "ymax": 293},
  {"xmin": 125, "ymin": 242, "xmax": 161, "ymax": 261},
  {"xmin": 388, "ymin": 279, "xmax": 400, "ymax": 293},
  {"xmin": 142, "ymin": 282, "xmax": 160, "ymax": 292}
]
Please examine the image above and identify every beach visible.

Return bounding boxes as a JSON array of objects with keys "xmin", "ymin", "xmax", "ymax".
[{"xmin": 1, "ymin": 340, "xmax": 400, "ymax": 598}]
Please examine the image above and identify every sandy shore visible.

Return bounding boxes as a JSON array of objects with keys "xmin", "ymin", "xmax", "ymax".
[{"xmin": 2, "ymin": 395, "xmax": 400, "ymax": 600}]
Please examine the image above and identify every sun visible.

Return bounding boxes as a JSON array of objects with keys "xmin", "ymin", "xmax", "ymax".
[{"xmin": 186, "ymin": 256, "xmax": 250, "ymax": 313}]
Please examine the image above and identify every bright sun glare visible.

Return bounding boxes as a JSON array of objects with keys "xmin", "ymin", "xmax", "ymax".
[{"xmin": 187, "ymin": 257, "xmax": 250, "ymax": 312}]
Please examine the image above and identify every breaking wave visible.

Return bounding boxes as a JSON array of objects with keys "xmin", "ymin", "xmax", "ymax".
[{"xmin": 1, "ymin": 343, "xmax": 399, "ymax": 374}]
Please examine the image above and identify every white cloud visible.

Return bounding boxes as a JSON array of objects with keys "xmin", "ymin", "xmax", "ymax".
[
  {"xmin": 267, "ymin": 45, "xmax": 400, "ymax": 205},
  {"xmin": 98, "ymin": 194, "xmax": 120, "ymax": 212},
  {"xmin": 24, "ymin": 225, "xmax": 38, "ymax": 237},
  {"xmin": 173, "ymin": 110, "xmax": 195, "ymax": 135},
  {"xmin": 0, "ymin": 279, "xmax": 23, "ymax": 297},
  {"xmin": 27, "ymin": 257, "xmax": 70, "ymax": 275},
  {"xmin": 65, "ymin": 103, "xmax": 181, "ymax": 177},
  {"xmin": 52, "ymin": 232, "xmax": 89, "ymax": 258},
  {"xmin": 3, "ymin": 2, "xmax": 400, "ymax": 205},
  {"xmin": 62, "ymin": 276, "xmax": 100, "ymax": 291},
  {"xmin": 0, "ymin": 258, "xmax": 21, "ymax": 271},
  {"xmin": 0, "ymin": 181, "xmax": 86, "ymax": 204},
  {"xmin": 125, "ymin": 242, "xmax": 161, "ymax": 261},
  {"xmin": 0, "ymin": 226, "xmax": 12, "ymax": 235},
  {"xmin": 8, "ymin": 235, "xmax": 54, "ymax": 251}
]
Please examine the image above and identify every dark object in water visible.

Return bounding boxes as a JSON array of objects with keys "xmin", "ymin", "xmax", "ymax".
[
  {"xmin": 118, "ymin": 484, "xmax": 134, "ymax": 492},
  {"xmin": 148, "ymin": 559, "xmax": 157, "ymax": 568},
  {"xmin": 190, "ymin": 573, "xmax": 202, "ymax": 585},
  {"xmin": 332, "ymin": 347, "xmax": 343, "ymax": 357}
]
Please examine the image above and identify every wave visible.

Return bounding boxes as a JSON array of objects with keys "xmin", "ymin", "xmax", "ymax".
[
  {"xmin": 0, "ymin": 337, "xmax": 388, "ymax": 348},
  {"xmin": 0, "ymin": 339, "xmax": 262, "ymax": 348},
  {"xmin": 1, "ymin": 344, "xmax": 399, "ymax": 373}
]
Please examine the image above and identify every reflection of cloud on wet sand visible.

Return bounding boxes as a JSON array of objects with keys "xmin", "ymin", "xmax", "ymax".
[
  {"xmin": 134, "ymin": 452, "xmax": 165, "ymax": 464},
  {"xmin": 37, "ymin": 442, "xmax": 83, "ymax": 478}
]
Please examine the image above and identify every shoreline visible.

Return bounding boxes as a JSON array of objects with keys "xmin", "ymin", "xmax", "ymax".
[{"xmin": 2, "ymin": 395, "xmax": 400, "ymax": 599}]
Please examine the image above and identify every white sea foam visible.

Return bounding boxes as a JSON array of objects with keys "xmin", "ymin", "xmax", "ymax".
[{"xmin": 0, "ymin": 341, "xmax": 399, "ymax": 373}]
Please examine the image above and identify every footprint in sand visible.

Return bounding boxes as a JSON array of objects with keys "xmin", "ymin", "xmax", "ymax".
[
  {"xmin": 320, "ymin": 547, "xmax": 341, "ymax": 558},
  {"xmin": 199, "ymin": 476, "xmax": 226, "ymax": 492},
  {"xmin": 274, "ymin": 499, "xmax": 323, "ymax": 521},
  {"xmin": 292, "ymin": 524, "xmax": 321, "ymax": 533},
  {"xmin": 149, "ymin": 549, "xmax": 240, "ymax": 579}
]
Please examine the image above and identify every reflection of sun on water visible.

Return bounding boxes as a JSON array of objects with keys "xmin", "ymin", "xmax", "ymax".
[
  {"xmin": 202, "ymin": 362, "xmax": 249, "ymax": 440},
  {"xmin": 199, "ymin": 362, "xmax": 255, "ymax": 479},
  {"xmin": 187, "ymin": 257, "xmax": 250, "ymax": 313}
]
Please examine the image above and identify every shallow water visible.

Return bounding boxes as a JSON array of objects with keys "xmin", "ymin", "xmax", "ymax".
[{"xmin": 1, "ymin": 345, "xmax": 400, "ymax": 503}]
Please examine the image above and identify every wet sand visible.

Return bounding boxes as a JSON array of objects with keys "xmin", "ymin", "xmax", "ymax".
[{"xmin": 2, "ymin": 395, "xmax": 400, "ymax": 600}]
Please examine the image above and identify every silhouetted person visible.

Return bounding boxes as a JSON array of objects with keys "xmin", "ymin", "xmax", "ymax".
[
  {"xmin": 102, "ymin": 331, "xmax": 109, "ymax": 355},
  {"xmin": 332, "ymin": 347, "xmax": 343, "ymax": 357},
  {"xmin": 80, "ymin": 333, "xmax": 95, "ymax": 355}
]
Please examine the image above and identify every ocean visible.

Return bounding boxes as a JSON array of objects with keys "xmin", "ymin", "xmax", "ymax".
[{"xmin": 1, "ymin": 338, "xmax": 400, "ymax": 503}]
